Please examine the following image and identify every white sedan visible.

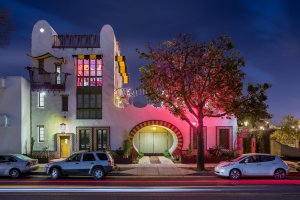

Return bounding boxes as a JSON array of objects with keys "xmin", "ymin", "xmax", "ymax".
[
  {"xmin": 214, "ymin": 153, "xmax": 289, "ymax": 179},
  {"xmin": 0, "ymin": 154, "xmax": 39, "ymax": 178}
]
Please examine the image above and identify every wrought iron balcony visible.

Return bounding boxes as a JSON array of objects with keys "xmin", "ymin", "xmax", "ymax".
[
  {"xmin": 52, "ymin": 35, "xmax": 100, "ymax": 48},
  {"xmin": 26, "ymin": 67, "xmax": 70, "ymax": 91}
]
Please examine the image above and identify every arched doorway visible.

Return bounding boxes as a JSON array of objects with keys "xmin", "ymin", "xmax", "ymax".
[{"xmin": 129, "ymin": 120, "xmax": 183, "ymax": 156}]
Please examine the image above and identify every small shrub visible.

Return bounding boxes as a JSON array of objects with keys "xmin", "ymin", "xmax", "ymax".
[
  {"xmin": 114, "ymin": 147, "xmax": 124, "ymax": 158},
  {"xmin": 208, "ymin": 146, "xmax": 222, "ymax": 158},
  {"xmin": 163, "ymin": 150, "xmax": 171, "ymax": 158},
  {"xmin": 138, "ymin": 151, "xmax": 144, "ymax": 159}
]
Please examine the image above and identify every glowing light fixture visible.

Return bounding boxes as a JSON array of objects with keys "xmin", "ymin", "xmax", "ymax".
[
  {"xmin": 260, "ymin": 126, "xmax": 264, "ymax": 130},
  {"xmin": 152, "ymin": 127, "xmax": 156, "ymax": 130},
  {"xmin": 40, "ymin": 28, "xmax": 45, "ymax": 33},
  {"xmin": 41, "ymin": 91, "xmax": 46, "ymax": 96},
  {"xmin": 60, "ymin": 123, "xmax": 66, "ymax": 133},
  {"xmin": 244, "ymin": 121, "xmax": 248, "ymax": 126}
]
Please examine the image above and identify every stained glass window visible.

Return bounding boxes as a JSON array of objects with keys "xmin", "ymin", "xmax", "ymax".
[{"xmin": 76, "ymin": 57, "xmax": 102, "ymax": 87}]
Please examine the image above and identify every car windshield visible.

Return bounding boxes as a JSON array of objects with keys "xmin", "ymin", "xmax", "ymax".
[
  {"xmin": 230, "ymin": 155, "xmax": 247, "ymax": 162},
  {"xmin": 14, "ymin": 154, "xmax": 32, "ymax": 160}
]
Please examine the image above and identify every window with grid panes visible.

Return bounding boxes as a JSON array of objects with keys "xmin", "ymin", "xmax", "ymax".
[{"xmin": 76, "ymin": 55, "xmax": 102, "ymax": 119}]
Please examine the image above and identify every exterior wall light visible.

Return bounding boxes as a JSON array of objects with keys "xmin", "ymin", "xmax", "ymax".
[
  {"xmin": 244, "ymin": 121, "xmax": 248, "ymax": 126},
  {"xmin": 40, "ymin": 28, "xmax": 45, "ymax": 33},
  {"xmin": 60, "ymin": 123, "xmax": 66, "ymax": 133}
]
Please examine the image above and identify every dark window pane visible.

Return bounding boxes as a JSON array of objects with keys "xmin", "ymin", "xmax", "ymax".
[
  {"xmin": 96, "ymin": 153, "xmax": 108, "ymax": 160},
  {"xmin": 102, "ymin": 131, "xmax": 107, "ymax": 149},
  {"xmin": 83, "ymin": 95, "xmax": 89, "ymax": 108},
  {"xmin": 96, "ymin": 94, "xmax": 101, "ymax": 108},
  {"xmin": 90, "ymin": 94, "xmax": 96, "ymax": 108},
  {"xmin": 261, "ymin": 155, "xmax": 275, "ymax": 162},
  {"xmin": 98, "ymin": 130, "xmax": 102, "ymax": 149},
  {"xmin": 79, "ymin": 130, "xmax": 90, "ymax": 150},
  {"xmin": 68, "ymin": 153, "xmax": 82, "ymax": 162},
  {"xmin": 62, "ymin": 95, "xmax": 68, "ymax": 112},
  {"xmin": 77, "ymin": 94, "xmax": 83, "ymax": 108},
  {"xmin": 219, "ymin": 129, "xmax": 230, "ymax": 149},
  {"xmin": 83, "ymin": 153, "xmax": 95, "ymax": 161}
]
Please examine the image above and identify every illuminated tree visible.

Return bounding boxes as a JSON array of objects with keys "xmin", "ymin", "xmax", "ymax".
[
  {"xmin": 138, "ymin": 34, "xmax": 271, "ymax": 171},
  {"xmin": 272, "ymin": 115, "xmax": 300, "ymax": 145}
]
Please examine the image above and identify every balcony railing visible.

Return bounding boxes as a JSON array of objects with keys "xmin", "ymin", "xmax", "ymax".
[
  {"xmin": 26, "ymin": 67, "xmax": 70, "ymax": 91},
  {"xmin": 52, "ymin": 35, "xmax": 100, "ymax": 48}
]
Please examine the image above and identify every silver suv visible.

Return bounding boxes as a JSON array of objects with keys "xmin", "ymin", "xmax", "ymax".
[{"xmin": 45, "ymin": 151, "xmax": 114, "ymax": 180}]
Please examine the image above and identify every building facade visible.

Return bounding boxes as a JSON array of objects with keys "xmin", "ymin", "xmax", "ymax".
[
  {"xmin": 0, "ymin": 76, "xmax": 30, "ymax": 154},
  {"xmin": 1, "ymin": 20, "xmax": 238, "ymax": 158}
]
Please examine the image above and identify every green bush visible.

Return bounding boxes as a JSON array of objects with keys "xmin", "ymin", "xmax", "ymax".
[
  {"xmin": 138, "ymin": 151, "xmax": 144, "ymax": 159},
  {"xmin": 163, "ymin": 150, "xmax": 171, "ymax": 158}
]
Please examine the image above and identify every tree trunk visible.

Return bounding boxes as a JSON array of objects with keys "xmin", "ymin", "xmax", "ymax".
[{"xmin": 197, "ymin": 117, "xmax": 205, "ymax": 171}]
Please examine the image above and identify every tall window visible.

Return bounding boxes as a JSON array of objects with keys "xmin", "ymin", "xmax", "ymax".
[
  {"xmin": 76, "ymin": 55, "xmax": 102, "ymax": 119},
  {"xmin": 38, "ymin": 92, "xmax": 45, "ymax": 108},
  {"xmin": 77, "ymin": 58, "xmax": 102, "ymax": 87},
  {"xmin": 77, "ymin": 93, "xmax": 102, "ymax": 119},
  {"xmin": 77, "ymin": 127, "xmax": 110, "ymax": 151},
  {"xmin": 38, "ymin": 125, "xmax": 45, "ymax": 142},
  {"xmin": 56, "ymin": 65, "xmax": 62, "ymax": 84},
  {"xmin": 79, "ymin": 129, "xmax": 91, "ymax": 150},
  {"xmin": 61, "ymin": 95, "xmax": 68, "ymax": 112},
  {"xmin": 96, "ymin": 128, "xmax": 109, "ymax": 150},
  {"xmin": 217, "ymin": 127, "xmax": 232, "ymax": 149}
]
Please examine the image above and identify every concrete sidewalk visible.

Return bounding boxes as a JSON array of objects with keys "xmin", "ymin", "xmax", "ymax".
[
  {"xmin": 33, "ymin": 156, "xmax": 215, "ymax": 176},
  {"xmin": 112, "ymin": 156, "xmax": 214, "ymax": 176},
  {"xmin": 32, "ymin": 157, "xmax": 300, "ymax": 177}
]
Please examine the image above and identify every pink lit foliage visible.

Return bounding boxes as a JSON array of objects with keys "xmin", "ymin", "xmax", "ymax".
[{"xmin": 138, "ymin": 34, "xmax": 270, "ymax": 171}]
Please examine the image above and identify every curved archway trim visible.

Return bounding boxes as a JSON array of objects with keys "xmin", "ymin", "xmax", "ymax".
[{"xmin": 128, "ymin": 120, "xmax": 184, "ymax": 157}]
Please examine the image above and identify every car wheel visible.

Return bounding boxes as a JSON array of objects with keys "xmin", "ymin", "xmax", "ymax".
[
  {"xmin": 274, "ymin": 168, "xmax": 286, "ymax": 180},
  {"xmin": 92, "ymin": 168, "xmax": 104, "ymax": 180},
  {"xmin": 9, "ymin": 168, "xmax": 21, "ymax": 179},
  {"xmin": 229, "ymin": 168, "xmax": 241, "ymax": 180},
  {"xmin": 50, "ymin": 167, "xmax": 61, "ymax": 180}
]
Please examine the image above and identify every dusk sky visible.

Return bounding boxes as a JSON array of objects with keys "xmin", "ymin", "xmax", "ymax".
[{"xmin": 0, "ymin": 0, "xmax": 300, "ymax": 124}]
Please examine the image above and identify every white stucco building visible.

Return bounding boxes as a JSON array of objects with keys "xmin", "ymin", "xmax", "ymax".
[
  {"xmin": 0, "ymin": 76, "xmax": 30, "ymax": 154},
  {"xmin": 1, "ymin": 20, "xmax": 238, "ymax": 159}
]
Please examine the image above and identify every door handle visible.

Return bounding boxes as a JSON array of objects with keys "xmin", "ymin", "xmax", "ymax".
[
  {"xmin": 90, "ymin": 163, "xmax": 94, "ymax": 164},
  {"xmin": 75, "ymin": 163, "xmax": 79, "ymax": 164}
]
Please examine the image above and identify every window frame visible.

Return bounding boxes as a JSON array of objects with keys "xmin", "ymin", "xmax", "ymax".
[
  {"xmin": 95, "ymin": 127, "xmax": 110, "ymax": 150},
  {"xmin": 61, "ymin": 95, "xmax": 69, "ymax": 112},
  {"xmin": 55, "ymin": 64, "xmax": 62, "ymax": 85},
  {"xmin": 78, "ymin": 128, "xmax": 92, "ymax": 151},
  {"xmin": 76, "ymin": 56, "xmax": 103, "ymax": 87},
  {"xmin": 38, "ymin": 92, "xmax": 45, "ymax": 108},
  {"xmin": 37, "ymin": 125, "xmax": 45, "ymax": 143},
  {"xmin": 216, "ymin": 126, "xmax": 233, "ymax": 150},
  {"xmin": 77, "ymin": 127, "xmax": 110, "ymax": 151},
  {"xmin": 76, "ymin": 88, "xmax": 102, "ymax": 119}
]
